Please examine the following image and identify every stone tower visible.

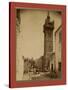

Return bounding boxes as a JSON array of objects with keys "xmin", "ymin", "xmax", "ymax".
[{"xmin": 43, "ymin": 12, "xmax": 54, "ymax": 71}]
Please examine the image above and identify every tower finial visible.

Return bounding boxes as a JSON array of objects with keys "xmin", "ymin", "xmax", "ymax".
[
  {"xmin": 48, "ymin": 11, "xmax": 49, "ymax": 16},
  {"xmin": 46, "ymin": 11, "xmax": 50, "ymax": 22},
  {"xmin": 47, "ymin": 11, "xmax": 50, "ymax": 18}
]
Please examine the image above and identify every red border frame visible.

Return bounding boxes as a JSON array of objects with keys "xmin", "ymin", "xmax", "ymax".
[{"xmin": 9, "ymin": 2, "xmax": 66, "ymax": 88}]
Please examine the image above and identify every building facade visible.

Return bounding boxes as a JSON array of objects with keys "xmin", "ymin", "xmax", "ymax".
[
  {"xmin": 50, "ymin": 25, "xmax": 62, "ymax": 77},
  {"xmin": 55, "ymin": 25, "xmax": 62, "ymax": 73},
  {"xmin": 16, "ymin": 9, "xmax": 24, "ymax": 81}
]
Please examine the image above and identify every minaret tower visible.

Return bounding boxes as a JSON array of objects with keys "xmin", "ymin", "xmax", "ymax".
[{"xmin": 43, "ymin": 11, "xmax": 54, "ymax": 71}]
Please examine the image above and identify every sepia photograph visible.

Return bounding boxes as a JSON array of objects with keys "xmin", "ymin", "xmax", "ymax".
[
  {"xmin": 16, "ymin": 8, "xmax": 62, "ymax": 81},
  {"xmin": 9, "ymin": 2, "xmax": 66, "ymax": 87}
]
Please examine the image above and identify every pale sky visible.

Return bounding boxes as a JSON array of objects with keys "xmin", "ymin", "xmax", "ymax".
[{"xmin": 17, "ymin": 9, "xmax": 62, "ymax": 59}]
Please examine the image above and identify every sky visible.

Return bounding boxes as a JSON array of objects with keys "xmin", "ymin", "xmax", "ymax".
[{"xmin": 16, "ymin": 9, "xmax": 62, "ymax": 60}]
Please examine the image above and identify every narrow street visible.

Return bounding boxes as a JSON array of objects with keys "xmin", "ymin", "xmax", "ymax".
[
  {"xmin": 22, "ymin": 71, "xmax": 61, "ymax": 81},
  {"xmin": 23, "ymin": 71, "xmax": 52, "ymax": 81}
]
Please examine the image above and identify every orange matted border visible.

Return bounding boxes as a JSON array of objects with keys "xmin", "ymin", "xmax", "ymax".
[{"xmin": 9, "ymin": 2, "xmax": 66, "ymax": 88}]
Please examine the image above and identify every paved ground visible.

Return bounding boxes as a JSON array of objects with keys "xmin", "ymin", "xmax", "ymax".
[
  {"xmin": 22, "ymin": 71, "xmax": 61, "ymax": 81},
  {"xmin": 31, "ymin": 72, "xmax": 51, "ymax": 80}
]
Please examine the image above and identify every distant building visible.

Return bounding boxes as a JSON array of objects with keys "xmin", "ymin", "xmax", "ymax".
[{"xmin": 23, "ymin": 58, "xmax": 30, "ymax": 73}]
